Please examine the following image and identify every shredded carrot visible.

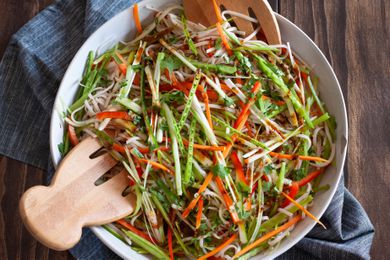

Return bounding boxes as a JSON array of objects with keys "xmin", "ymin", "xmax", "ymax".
[
  {"xmin": 297, "ymin": 168, "xmax": 325, "ymax": 187},
  {"xmin": 211, "ymin": 0, "xmax": 223, "ymax": 23},
  {"xmin": 133, "ymin": 3, "xmax": 142, "ymax": 33},
  {"xmin": 117, "ymin": 219, "xmax": 154, "ymax": 243},
  {"xmin": 236, "ymin": 77, "xmax": 243, "ymax": 85},
  {"xmin": 245, "ymin": 120, "xmax": 254, "ymax": 137},
  {"xmin": 115, "ymin": 51, "xmax": 126, "ymax": 64},
  {"xmin": 118, "ymin": 63, "xmax": 127, "ymax": 75},
  {"xmin": 234, "ymin": 81, "xmax": 261, "ymax": 130},
  {"xmin": 196, "ymin": 197, "xmax": 204, "ymax": 229},
  {"xmin": 216, "ymin": 22, "xmax": 232, "ymax": 55},
  {"xmin": 231, "ymin": 151, "xmax": 248, "ymax": 185},
  {"xmin": 298, "ymin": 155, "xmax": 327, "ymax": 162},
  {"xmin": 233, "ymin": 215, "xmax": 302, "ymax": 258},
  {"xmin": 215, "ymin": 176, "xmax": 240, "ymax": 223},
  {"xmin": 182, "ymin": 84, "xmax": 261, "ymax": 218},
  {"xmin": 198, "ymin": 234, "xmax": 237, "ymax": 260},
  {"xmin": 138, "ymin": 158, "xmax": 174, "ymax": 175},
  {"xmin": 182, "ymin": 172, "xmax": 214, "ymax": 218},
  {"xmin": 112, "ymin": 143, "xmax": 149, "ymax": 154},
  {"xmin": 282, "ymin": 192, "xmax": 326, "ymax": 229},
  {"xmin": 112, "ymin": 143, "xmax": 126, "ymax": 154},
  {"xmin": 245, "ymin": 198, "xmax": 252, "ymax": 211},
  {"xmin": 68, "ymin": 124, "xmax": 79, "ymax": 146},
  {"xmin": 114, "ymin": 52, "xmax": 127, "ymax": 75},
  {"xmin": 268, "ymin": 151, "xmax": 327, "ymax": 163},
  {"xmin": 281, "ymin": 182, "xmax": 299, "ymax": 208},
  {"xmin": 167, "ymin": 227, "xmax": 174, "ymax": 260},
  {"xmin": 96, "ymin": 111, "xmax": 130, "ymax": 120}
]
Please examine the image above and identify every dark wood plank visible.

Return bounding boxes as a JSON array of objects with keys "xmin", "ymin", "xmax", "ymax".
[
  {"xmin": 0, "ymin": 156, "xmax": 74, "ymax": 260},
  {"xmin": 280, "ymin": 1, "xmax": 389, "ymax": 259}
]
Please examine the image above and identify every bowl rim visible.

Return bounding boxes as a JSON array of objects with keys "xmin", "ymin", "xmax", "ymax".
[{"xmin": 49, "ymin": 3, "xmax": 348, "ymax": 259}]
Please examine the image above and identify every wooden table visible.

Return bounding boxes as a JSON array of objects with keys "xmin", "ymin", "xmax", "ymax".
[{"xmin": 0, "ymin": 0, "xmax": 388, "ymax": 259}]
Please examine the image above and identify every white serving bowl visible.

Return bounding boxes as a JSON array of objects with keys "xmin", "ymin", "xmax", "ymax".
[{"xmin": 50, "ymin": 0, "xmax": 348, "ymax": 259}]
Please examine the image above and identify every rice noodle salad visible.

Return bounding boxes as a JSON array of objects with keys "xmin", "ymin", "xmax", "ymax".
[{"xmin": 60, "ymin": 3, "xmax": 336, "ymax": 260}]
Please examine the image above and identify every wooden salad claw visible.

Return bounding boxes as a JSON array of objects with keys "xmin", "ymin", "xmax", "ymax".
[
  {"xmin": 19, "ymin": 137, "xmax": 135, "ymax": 251},
  {"xmin": 183, "ymin": 0, "xmax": 281, "ymax": 45}
]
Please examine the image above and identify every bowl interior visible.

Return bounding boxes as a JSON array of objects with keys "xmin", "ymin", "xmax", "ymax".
[{"xmin": 50, "ymin": 1, "xmax": 348, "ymax": 259}]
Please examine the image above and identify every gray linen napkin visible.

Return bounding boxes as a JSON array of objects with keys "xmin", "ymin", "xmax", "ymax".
[{"xmin": 0, "ymin": 0, "xmax": 374, "ymax": 259}]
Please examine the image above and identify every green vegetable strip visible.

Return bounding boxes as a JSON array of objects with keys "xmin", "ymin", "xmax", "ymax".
[
  {"xmin": 184, "ymin": 118, "xmax": 196, "ymax": 185},
  {"xmin": 276, "ymin": 162, "xmax": 286, "ymax": 192},
  {"xmin": 154, "ymin": 52, "xmax": 165, "ymax": 103},
  {"xmin": 117, "ymin": 41, "xmax": 146, "ymax": 100},
  {"xmin": 69, "ymin": 54, "xmax": 110, "ymax": 112},
  {"xmin": 260, "ymin": 195, "xmax": 313, "ymax": 231},
  {"xmin": 122, "ymin": 230, "xmax": 170, "ymax": 260},
  {"xmin": 211, "ymin": 115, "xmax": 269, "ymax": 150},
  {"xmin": 177, "ymin": 71, "xmax": 201, "ymax": 131},
  {"xmin": 254, "ymin": 54, "xmax": 313, "ymax": 128},
  {"xmin": 116, "ymin": 97, "xmax": 141, "ymax": 114},
  {"xmin": 150, "ymin": 193, "xmax": 191, "ymax": 255},
  {"xmin": 248, "ymin": 179, "xmax": 264, "ymax": 243},
  {"xmin": 156, "ymin": 179, "xmax": 181, "ymax": 206},
  {"xmin": 189, "ymin": 59, "xmax": 237, "ymax": 74},
  {"xmin": 162, "ymin": 103, "xmax": 182, "ymax": 196},
  {"xmin": 140, "ymin": 68, "xmax": 158, "ymax": 149},
  {"xmin": 181, "ymin": 15, "xmax": 198, "ymax": 55},
  {"xmin": 128, "ymin": 186, "xmax": 142, "ymax": 217},
  {"xmin": 159, "ymin": 39, "xmax": 232, "ymax": 104},
  {"xmin": 307, "ymin": 76, "xmax": 325, "ymax": 114}
]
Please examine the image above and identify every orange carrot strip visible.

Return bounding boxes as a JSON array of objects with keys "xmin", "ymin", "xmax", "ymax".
[
  {"xmin": 112, "ymin": 143, "xmax": 126, "ymax": 154},
  {"xmin": 138, "ymin": 158, "xmax": 174, "ymax": 175},
  {"xmin": 215, "ymin": 176, "xmax": 240, "ymax": 223},
  {"xmin": 198, "ymin": 234, "xmax": 237, "ymax": 260},
  {"xmin": 281, "ymin": 192, "xmax": 326, "ymax": 229},
  {"xmin": 118, "ymin": 63, "xmax": 127, "ymax": 75},
  {"xmin": 167, "ymin": 227, "xmax": 174, "ymax": 260},
  {"xmin": 133, "ymin": 3, "xmax": 142, "ymax": 33},
  {"xmin": 216, "ymin": 22, "xmax": 232, "ymax": 55},
  {"xmin": 245, "ymin": 198, "xmax": 252, "ymax": 211},
  {"xmin": 196, "ymin": 197, "xmax": 204, "ymax": 229},
  {"xmin": 114, "ymin": 52, "xmax": 127, "ymax": 75},
  {"xmin": 234, "ymin": 81, "xmax": 261, "ymax": 129},
  {"xmin": 231, "ymin": 151, "xmax": 248, "ymax": 185},
  {"xmin": 233, "ymin": 215, "xmax": 302, "ymax": 258},
  {"xmin": 117, "ymin": 219, "xmax": 154, "ymax": 243},
  {"xmin": 96, "ymin": 111, "xmax": 130, "ymax": 120},
  {"xmin": 211, "ymin": 0, "xmax": 223, "ymax": 23},
  {"xmin": 182, "ymin": 172, "xmax": 214, "ymax": 218},
  {"xmin": 68, "ymin": 124, "xmax": 79, "ymax": 146},
  {"xmin": 296, "ymin": 168, "xmax": 325, "ymax": 187},
  {"xmin": 112, "ymin": 144, "xmax": 150, "ymax": 154},
  {"xmin": 115, "ymin": 51, "xmax": 126, "ymax": 64},
  {"xmin": 268, "ymin": 152, "xmax": 327, "ymax": 163}
]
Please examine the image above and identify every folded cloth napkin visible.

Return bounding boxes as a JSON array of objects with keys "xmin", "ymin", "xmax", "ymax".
[{"xmin": 0, "ymin": 0, "xmax": 374, "ymax": 259}]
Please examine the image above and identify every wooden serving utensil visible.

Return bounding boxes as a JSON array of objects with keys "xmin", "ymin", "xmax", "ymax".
[
  {"xmin": 183, "ymin": 0, "xmax": 281, "ymax": 45},
  {"xmin": 19, "ymin": 137, "xmax": 135, "ymax": 251}
]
